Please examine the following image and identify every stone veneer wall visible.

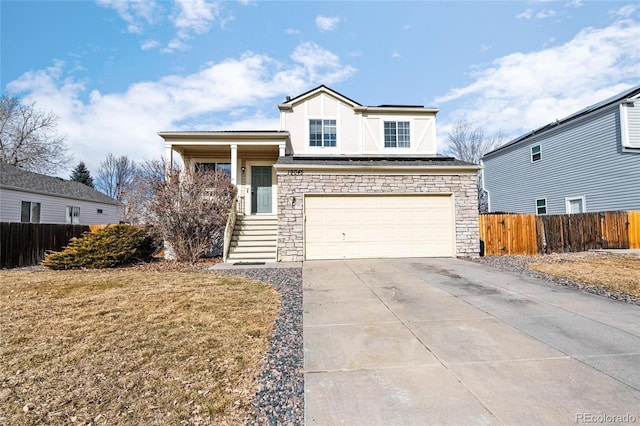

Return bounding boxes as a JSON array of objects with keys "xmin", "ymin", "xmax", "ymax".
[{"xmin": 277, "ymin": 173, "xmax": 479, "ymax": 261}]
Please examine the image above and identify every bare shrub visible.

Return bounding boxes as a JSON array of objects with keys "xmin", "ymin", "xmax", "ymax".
[{"xmin": 149, "ymin": 167, "xmax": 236, "ymax": 263}]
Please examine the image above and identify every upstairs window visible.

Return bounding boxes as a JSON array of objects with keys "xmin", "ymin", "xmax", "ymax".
[
  {"xmin": 66, "ymin": 206, "xmax": 80, "ymax": 224},
  {"xmin": 309, "ymin": 119, "xmax": 337, "ymax": 147},
  {"xmin": 384, "ymin": 121, "xmax": 410, "ymax": 148},
  {"xmin": 535, "ymin": 198, "xmax": 547, "ymax": 215},
  {"xmin": 531, "ymin": 144, "xmax": 541, "ymax": 162},
  {"xmin": 21, "ymin": 201, "xmax": 41, "ymax": 223}
]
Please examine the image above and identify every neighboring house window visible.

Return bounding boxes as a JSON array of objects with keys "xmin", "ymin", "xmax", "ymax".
[
  {"xmin": 21, "ymin": 201, "xmax": 41, "ymax": 223},
  {"xmin": 565, "ymin": 196, "xmax": 586, "ymax": 214},
  {"xmin": 66, "ymin": 206, "xmax": 80, "ymax": 224},
  {"xmin": 195, "ymin": 162, "xmax": 231, "ymax": 176},
  {"xmin": 531, "ymin": 145, "xmax": 541, "ymax": 162},
  {"xmin": 309, "ymin": 119, "xmax": 337, "ymax": 147},
  {"xmin": 535, "ymin": 198, "xmax": 547, "ymax": 215},
  {"xmin": 384, "ymin": 121, "xmax": 410, "ymax": 148}
]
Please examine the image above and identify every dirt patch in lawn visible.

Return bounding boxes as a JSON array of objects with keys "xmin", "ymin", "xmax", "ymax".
[
  {"xmin": 0, "ymin": 268, "xmax": 280, "ymax": 425},
  {"xmin": 528, "ymin": 252, "xmax": 640, "ymax": 299}
]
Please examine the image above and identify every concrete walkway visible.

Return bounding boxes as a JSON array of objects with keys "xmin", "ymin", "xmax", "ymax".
[{"xmin": 303, "ymin": 258, "xmax": 640, "ymax": 425}]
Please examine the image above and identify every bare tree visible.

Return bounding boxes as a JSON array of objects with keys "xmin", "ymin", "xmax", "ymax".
[
  {"xmin": 126, "ymin": 157, "xmax": 166, "ymax": 224},
  {"xmin": 95, "ymin": 153, "xmax": 137, "ymax": 202},
  {"xmin": 444, "ymin": 120, "xmax": 506, "ymax": 164},
  {"xmin": 0, "ymin": 93, "xmax": 70, "ymax": 174},
  {"xmin": 444, "ymin": 120, "xmax": 507, "ymax": 213},
  {"xmin": 148, "ymin": 167, "xmax": 237, "ymax": 263}
]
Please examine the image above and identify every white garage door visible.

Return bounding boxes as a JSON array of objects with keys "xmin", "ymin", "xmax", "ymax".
[{"xmin": 304, "ymin": 194, "xmax": 454, "ymax": 260}]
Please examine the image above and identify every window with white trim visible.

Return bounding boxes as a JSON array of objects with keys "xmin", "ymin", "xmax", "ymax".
[
  {"xmin": 384, "ymin": 121, "xmax": 410, "ymax": 148},
  {"xmin": 565, "ymin": 196, "xmax": 586, "ymax": 214},
  {"xmin": 21, "ymin": 201, "xmax": 41, "ymax": 223},
  {"xmin": 531, "ymin": 144, "xmax": 541, "ymax": 162},
  {"xmin": 66, "ymin": 206, "xmax": 80, "ymax": 224},
  {"xmin": 535, "ymin": 198, "xmax": 547, "ymax": 215},
  {"xmin": 309, "ymin": 119, "xmax": 337, "ymax": 147}
]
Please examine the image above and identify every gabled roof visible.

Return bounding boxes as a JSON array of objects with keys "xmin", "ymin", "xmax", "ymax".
[
  {"xmin": 278, "ymin": 85, "xmax": 439, "ymax": 114},
  {"xmin": 484, "ymin": 84, "xmax": 640, "ymax": 158},
  {"xmin": 279, "ymin": 85, "xmax": 362, "ymax": 110},
  {"xmin": 0, "ymin": 162, "xmax": 121, "ymax": 206}
]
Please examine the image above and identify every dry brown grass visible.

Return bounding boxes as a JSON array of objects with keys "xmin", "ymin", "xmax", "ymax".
[
  {"xmin": 529, "ymin": 252, "xmax": 640, "ymax": 298},
  {"xmin": 0, "ymin": 268, "xmax": 280, "ymax": 425}
]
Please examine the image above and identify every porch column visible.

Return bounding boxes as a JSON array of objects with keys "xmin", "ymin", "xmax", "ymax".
[
  {"xmin": 165, "ymin": 144, "xmax": 173, "ymax": 176},
  {"xmin": 230, "ymin": 144, "xmax": 238, "ymax": 185},
  {"xmin": 279, "ymin": 142, "xmax": 286, "ymax": 157}
]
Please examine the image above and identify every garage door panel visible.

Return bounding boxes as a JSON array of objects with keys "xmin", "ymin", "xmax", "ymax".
[{"xmin": 305, "ymin": 195, "xmax": 454, "ymax": 260}]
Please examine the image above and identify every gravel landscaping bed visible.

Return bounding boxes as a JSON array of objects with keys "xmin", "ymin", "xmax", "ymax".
[
  {"xmin": 214, "ymin": 267, "xmax": 304, "ymax": 425},
  {"xmin": 469, "ymin": 254, "xmax": 640, "ymax": 306}
]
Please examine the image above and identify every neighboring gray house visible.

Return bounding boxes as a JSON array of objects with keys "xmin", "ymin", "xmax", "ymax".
[
  {"xmin": 0, "ymin": 163, "xmax": 122, "ymax": 224},
  {"xmin": 482, "ymin": 85, "xmax": 640, "ymax": 215}
]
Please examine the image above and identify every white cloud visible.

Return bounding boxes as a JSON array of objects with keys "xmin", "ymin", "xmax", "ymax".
[
  {"xmin": 436, "ymin": 19, "xmax": 640, "ymax": 137},
  {"xmin": 610, "ymin": 4, "xmax": 637, "ymax": 18},
  {"xmin": 316, "ymin": 15, "xmax": 341, "ymax": 32},
  {"xmin": 391, "ymin": 51, "xmax": 401, "ymax": 58},
  {"xmin": 97, "ymin": 0, "xmax": 160, "ymax": 33},
  {"xmin": 516, "ymin": 8, "xmax": 534, "ymax": 19},
  {"xmin": 6, "ymin": 44, "xmax": 356, "ymax": 174},
  {"xmin": 173, "ymin": 0, "xmax": 220, "ymax": 35},
  {"xmin": 141, "ymin": 40, "xmax": 160, "ymax": 50},
  {"xmin": 99, "ymin": 0, "xmax": 228, "ymax": 53},
  {"xmin": 517, "ymin": 7, "xmax": 557, "ymax": 19}
]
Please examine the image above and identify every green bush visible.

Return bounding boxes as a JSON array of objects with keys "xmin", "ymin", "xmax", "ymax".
[{"xmin": 42, "ymin": 225, "xmax": 161, "ymax": 270}]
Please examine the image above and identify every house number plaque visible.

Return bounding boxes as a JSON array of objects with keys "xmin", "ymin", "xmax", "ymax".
[{"xmin": 287, "ymin": 170, "xmax": 304, "ymax": 175}]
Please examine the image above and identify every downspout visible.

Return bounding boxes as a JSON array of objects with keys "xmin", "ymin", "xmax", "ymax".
[{"xmin": 223, "ymin": 197, "xmax": 237, "ymax": 262}]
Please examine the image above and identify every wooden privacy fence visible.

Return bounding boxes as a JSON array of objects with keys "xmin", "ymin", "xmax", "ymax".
[
  {"xmin": 479, "ymin": 211, "xmax": 640, "ymax": 256},
  {"xmin": 0, "ymin": 223, "xmax": 90, "ymax": 269}
]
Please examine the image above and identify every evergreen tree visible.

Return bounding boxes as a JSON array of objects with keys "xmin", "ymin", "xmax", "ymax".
[{"xmin": 70, "ymin": 161, "xmax": 94, "ymax": 187}]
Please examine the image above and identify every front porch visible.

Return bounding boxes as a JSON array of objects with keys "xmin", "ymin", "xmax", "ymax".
[
  {"xmin": 159, "ymin": 131, "xmax": 289, "ymax": 263},
  {"xmin": 161, "ymin": 131, "xmax": 288, "ymax": 217}
]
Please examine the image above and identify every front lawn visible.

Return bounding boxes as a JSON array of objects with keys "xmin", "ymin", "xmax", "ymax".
[
  {"xmin": 0, "ymin": 268, "xmax": 280, "ymax": 425},
  {"xmin": 528, "ymin": 252, "xmax": 640, "ymax": 299}
]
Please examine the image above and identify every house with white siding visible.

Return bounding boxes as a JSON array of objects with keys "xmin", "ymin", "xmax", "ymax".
[
  {"xmin": 0, "ymin": 163, "xmax": 122, "ymax": 225},
  {"xmin": 160, "ymin": 85, "xmax": 480, "ymax": 263},
  {"xmin": 482, "ymin": 85, "xmax": 640, "ymax": 215}
]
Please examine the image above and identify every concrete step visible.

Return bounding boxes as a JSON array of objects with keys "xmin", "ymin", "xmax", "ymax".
[
  {"xmin": 227, "ymin": 215, "xmax": 278, "ymax": 263},
  {"xmin": 231, "ymin": 234, "xmax": 276, "ymax": 242},
  {"xmin": 234, "ymin": 225, "xmax": 277, "ymax": 232},
  {"xmin": 229, "ymin": 246, "xmax": 277, "ymax": 254},
  {"xmin": 227, "ymin": 252, "xmax": 277, "ymax": 261},
  {"xmin": 231, "ymin": 240, "xmax": 277, "ymax": 247}
]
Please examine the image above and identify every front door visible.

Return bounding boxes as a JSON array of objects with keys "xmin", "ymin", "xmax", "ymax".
[{"xmin": 251, "ymin": 166, "xmax": 272, "ymax": 213}]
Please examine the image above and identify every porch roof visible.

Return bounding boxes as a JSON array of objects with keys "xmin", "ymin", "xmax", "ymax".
[{"xmin": 158, "ymin": 130, "xmax": 289, "ymax": 143}]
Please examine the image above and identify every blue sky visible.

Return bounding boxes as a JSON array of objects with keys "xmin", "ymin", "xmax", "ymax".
[{"xmin": 2, "ymin": 0, "xmax": 638, "ymax": 176}]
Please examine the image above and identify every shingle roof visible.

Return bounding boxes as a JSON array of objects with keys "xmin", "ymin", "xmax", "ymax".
[
  {"xmin": 275, "ymin": 155, "xmax": 477, "ymax": 168},
  {"xmin": 484, "ymin": 84, "xmax": 640, "ymax": 158},
  {"xmin": 0, "ymin": 163, "xmax": 121, "ymax": 206}
]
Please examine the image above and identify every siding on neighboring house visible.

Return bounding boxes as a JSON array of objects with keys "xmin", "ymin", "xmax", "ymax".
[
  {"xmin": 625, "ymin": 102, "xmax": 640, "ymax": 148},
  {"xmin": 0, "ymin": 188, "xmax": 121, "ymax": 225},
  {"xmin": 483, "ymin": 102, "xmax": 640, "ymax": 215}
]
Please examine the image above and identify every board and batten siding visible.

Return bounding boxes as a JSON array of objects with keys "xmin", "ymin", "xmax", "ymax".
[
  {"xmin": 0, "ymin": 188, "xmax": 121, "ymax": 225},
  {"xmin": 483, "ymin": 103, "xmax": 640, "ymax": 215}
]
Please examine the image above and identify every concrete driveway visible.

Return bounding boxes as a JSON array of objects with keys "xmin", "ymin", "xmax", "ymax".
[{"xmin": 303, "ymin": 258, "xmax": 640, "ymax": 425}]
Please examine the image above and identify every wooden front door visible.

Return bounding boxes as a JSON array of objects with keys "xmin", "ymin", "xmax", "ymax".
[{"xmin": 251, "ymin": 166, "xmax": 272, "ymax": 213}]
